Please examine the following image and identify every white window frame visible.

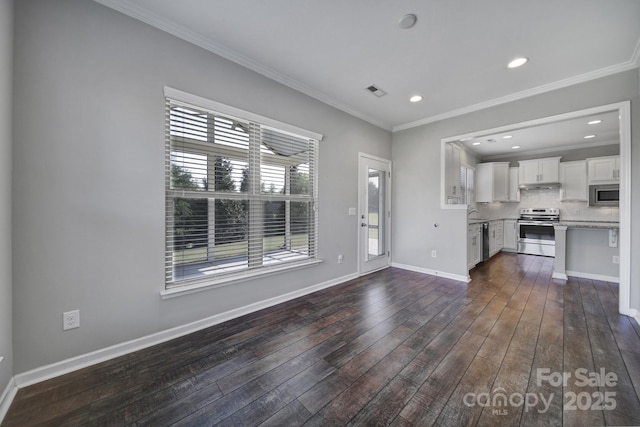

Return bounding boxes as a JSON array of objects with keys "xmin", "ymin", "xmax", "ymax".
[{"xmin": 162, "ymin": 88, "xmax": 323, "ymax": 298}]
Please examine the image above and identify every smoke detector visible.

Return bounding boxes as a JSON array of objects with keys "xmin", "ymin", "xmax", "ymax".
[{"xmin": 398, "ymin": 14, "xmax": 418, "ymax": 29}]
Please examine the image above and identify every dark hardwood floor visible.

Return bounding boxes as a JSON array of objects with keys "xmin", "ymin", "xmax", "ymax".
[{"xmin": 3, "ymin": 253, "xmax": 640, "ymax": 426}]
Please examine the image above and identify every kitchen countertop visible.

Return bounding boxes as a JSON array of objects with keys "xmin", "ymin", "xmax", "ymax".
[
  {"xmin": 468, "ymin": 218, "xmax": 619, "ymax": 229},
  {"xmin": 468, "ymin": 218, "xmax": 517, "ymax": 224},
  {"xmin": 559, "ymin": 220, "xmax": 619, "ymax": 229}
]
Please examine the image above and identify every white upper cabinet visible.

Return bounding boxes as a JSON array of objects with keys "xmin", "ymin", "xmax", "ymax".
[
  {"xmin": 519, "ymin": 160, "xmax": 540, "ymax": 185},
  {"xmin": 476, "ymin": 162, "xmax": 509, "ymax": 203},
  {"xmin": 508, "ymin": 167, "xmax": 520, "ymax": 202},
  {"xmin": 518, "ymin": 157, "xmax": 561, "ymax": 185},
  {"xmin": 587, "ymin": 155, "xmax": 620, "ymax": 184},
  {"xmin": 444, "ymin": 143, "xmax": 462, "ymax": 203},
  {"xmin": 560, "ymin": 161, "xmax": 588, "ymax": 201}
]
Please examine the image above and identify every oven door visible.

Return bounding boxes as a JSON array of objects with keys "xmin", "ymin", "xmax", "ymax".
[{"xmin": 517, "ymin": 221, "xmax": 556, "ymax": 256}]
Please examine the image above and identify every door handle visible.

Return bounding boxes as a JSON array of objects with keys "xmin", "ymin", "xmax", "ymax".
[{"xmin": 361, "ymin": 223, "xmax": 367, "ymax": 227}]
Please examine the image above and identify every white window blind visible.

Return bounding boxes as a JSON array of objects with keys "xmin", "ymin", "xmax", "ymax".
[{"xmin": 165, "ymin": 95, "xmax": 320, "ymax": 289}]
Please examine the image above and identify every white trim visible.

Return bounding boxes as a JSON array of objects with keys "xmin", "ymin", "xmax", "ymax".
[
  {"xmin": 14, "ymin": 272, "xmax": 358, "ymax": 388},
  {"xmin": 161, "ymin": 259, "xmax": 323, "ymax": 299},
  {"xmin": 440, "ymin": 101, "xmax": 632, "ymax": 318},
  {"xmin": 393, "ymin": 62, "xmax": 640, "ymax": 132},
  {"xmin": 631, "ymin": 38, "xmax": 640, "ymax": 67},
  {"xmin": 94, "ymin": 1, "xmax": 639, "ymax": 133},
  {"xmin": 630, "ymin": 309, "xmax": 640, "ymax": 328},
  {"xmin": 391, "ymin": 262, "xmax": 469, "ymax": 283},
  {"xmin": 440, "ymin": 103, "xmax": 630, "ymax": 145},
  {"xmin": 617, "ymin": 101, "xmax": 632, "ymax": 316},
  {"xmin": 164, "ymin": 87, "xmax": 323, "ymax": 141},
  {"xmin": 0, "ymin": 377, "xmax": 17, "ymax": 424},
  {"xmin": 566, "ymin": 271, "xmax": 620, "ymax": 284},
  {"xmin": 358, "ymin": 153, "xmax": 392, "ymax": 275},
  {"xmin": 552, "ymin": 272, "xmax": 569, "ymax": 280}
]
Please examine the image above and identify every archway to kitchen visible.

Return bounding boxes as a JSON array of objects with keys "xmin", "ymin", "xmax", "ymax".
[{"xmin": 441, "ymin": 101, "xmax": 631, "ymax": 316}]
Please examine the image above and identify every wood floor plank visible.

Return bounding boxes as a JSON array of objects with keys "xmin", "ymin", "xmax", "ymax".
[
  {"xmin": 399, "ymin": 331, "xmax": 485, "ymax": 425},
  {"xmin": 3, "ymin": 253, "xmax": 638, "ymax": 427},
  {"xmin": 434, "ymin": 354, "xmax": 501, "ymax": 427}
]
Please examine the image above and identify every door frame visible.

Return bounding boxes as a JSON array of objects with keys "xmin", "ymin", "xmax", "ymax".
[
  {"xmin": 442, "ymin": 101, "xmax": 632, "ymax": 317},
  {"xmin": 357, "ymin": 152, "xmax": 392, "ymax": 276}
]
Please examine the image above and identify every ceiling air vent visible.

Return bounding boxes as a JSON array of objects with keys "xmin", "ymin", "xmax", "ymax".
[{"xmin": 365, "ymin": 84, "xmax": 387, "ymax": 98}]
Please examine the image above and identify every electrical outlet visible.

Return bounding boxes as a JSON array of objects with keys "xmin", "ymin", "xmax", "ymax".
[
  {"xmin": 338, "ymin": 254, "xmax": 344, "ymax": 264},
  {"xmin": 431, "ymin": 250, "xmax": 437, "ymax": 258},
  {"xmin": 63, "ymin": 310, "xmax": 80, "ymax": 330},
  {"xmin": 613, "ymin": 256, "xmax": 620, "ymax": 264}
]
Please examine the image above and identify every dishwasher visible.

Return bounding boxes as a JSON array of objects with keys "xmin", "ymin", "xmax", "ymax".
[{"xmin": 481, "ymin": 222, "xmax": 490, "ymax": 261}]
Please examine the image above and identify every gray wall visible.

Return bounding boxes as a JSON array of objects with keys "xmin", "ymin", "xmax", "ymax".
[
  {"xmin": 567, "ymin": 228, "xmax": 620, "ymax": 278},
  {"xmin": 0, "ymin": 0, "xmax": 13, "ymax": 392},
  {"xmin": 12, "ymin": 0, "xmax": 391, "ymax": 373},
  {"xmin": 392, "ymin": 69, "xmax": 640, "ymax": 310}
]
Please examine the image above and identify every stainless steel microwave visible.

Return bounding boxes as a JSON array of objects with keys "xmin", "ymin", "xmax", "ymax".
[{"xmin": 589, "ymin": 184, "xmax": 619, "ymax": 207}]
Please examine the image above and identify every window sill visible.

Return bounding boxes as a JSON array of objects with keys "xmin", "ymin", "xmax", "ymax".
[{"xmin": 160, "ymin": 258, "xmax": 324, "ymax": 299}]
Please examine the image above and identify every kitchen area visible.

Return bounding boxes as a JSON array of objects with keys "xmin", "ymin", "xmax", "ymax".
[{"xmin": 445, "ymin": 111, "xmax": 621, "ymax": 283}]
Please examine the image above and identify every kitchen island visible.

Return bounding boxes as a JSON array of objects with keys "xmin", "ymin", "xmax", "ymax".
[{"xmin": 553, "ymin": 221, "xmax": 620, "ymax": 282}]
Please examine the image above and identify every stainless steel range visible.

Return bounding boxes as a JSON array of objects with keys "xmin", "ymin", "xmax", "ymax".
[{"xmin": 517, "ymin": 208, "xmax": 560, "ymax": 257}]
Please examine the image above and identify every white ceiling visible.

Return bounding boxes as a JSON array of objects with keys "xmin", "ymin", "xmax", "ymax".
[
  {"xmin": 96, "ymin": 0, "xmax": 640, "ymax": 132},
  {"xmin": 462, "ymin": 110, "xmax": 620, "ymax": 158}
]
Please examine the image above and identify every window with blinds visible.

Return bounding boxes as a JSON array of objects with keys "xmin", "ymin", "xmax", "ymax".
[{"xmin": 165, "ymin": 96, "xmax": 320, "ymax": 289}]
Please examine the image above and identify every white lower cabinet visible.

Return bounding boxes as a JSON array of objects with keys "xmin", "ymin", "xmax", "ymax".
[
  {"xmin": 489, "ymin": 220, "xmax": 504, "ymax": 257},
  {"xmin": 468, "ymin": 223, "xmax": 482, "ymax": 269},
  {"xmin": 503, "ymin": 219, "xmax": 518, "ymax": 251}
]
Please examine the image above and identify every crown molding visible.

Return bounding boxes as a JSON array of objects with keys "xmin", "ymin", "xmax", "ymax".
[
  {"xmin": 393, "ymin": 59, "xmax": 640, "ymax": 133},
  {"xmin": 93, "ymin": 0, "xmax": 638, "ymax": 134},
  {"xmin": 92, "ymin": 0, "xmax": 391, "ymax": 130},
  {"xmin": 631, "ymin": 38, "xmax": 640, "ymax": 67}
]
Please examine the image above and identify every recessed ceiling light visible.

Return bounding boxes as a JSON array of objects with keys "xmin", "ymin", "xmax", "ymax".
[
  {"xmin": 409, "ymin": 95, "xmax": 423, "ymax": 103},
  {"xmin": 503, "ymin": 135, "xmax": 513, "ymax": 139},
  {"xmin": 398, "ymin": 14, "xmax": 418, "ymax": 29},
  {"xmin": 511, "ymin": 145, "xmax": 521, "ymax": 149},
  {"xmin": 588, "ymin": 120, "xmax": 602, "ymax": 125},
  {"xmin": 507, "ymin": 57, "xmax": 529, "ymax": 68},
  {"xmin": 584, "ymin": 134, "xmax": 596, "ymax": 139},
  {"xmin": 472, "ymin": 142, "xmax": 481, "ymax": 146}
]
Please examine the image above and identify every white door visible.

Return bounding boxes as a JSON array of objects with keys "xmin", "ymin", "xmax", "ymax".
[{"xmin": 358, "ymin": 154, "xmax": 391, "ymax": 275}]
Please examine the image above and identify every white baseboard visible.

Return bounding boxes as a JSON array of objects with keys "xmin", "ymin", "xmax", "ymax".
[
  {"xmin": 629, "ymin": 309, "xmax": 640, "ymax": 327},
  {"xmin": 14, "ymin": 272, "xmax": 359, "ymax": 389},
  {"xmin": 566, "ymin": 271, "xmax": 620, "ymax": 283},
  {"xmin": 552, "ymin": 272, "xmax": 568, "ymax": 280},
  {"xmin": 0, "ymin": 377, "xmax": 17, "ymax": 424},
  {"xmin": 391, "ymin": 263, "xmax": 470, "ymax": 283}
]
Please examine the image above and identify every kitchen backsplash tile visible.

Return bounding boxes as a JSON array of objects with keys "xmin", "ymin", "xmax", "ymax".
[{"xmin": 473, "ymin": 188, "xmax": 619, "ymax": 221}]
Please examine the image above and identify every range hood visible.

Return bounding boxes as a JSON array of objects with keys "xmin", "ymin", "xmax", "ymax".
[{"xmin": 519, "ymin": 182, "xmax": 561, "ymax": 190}]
